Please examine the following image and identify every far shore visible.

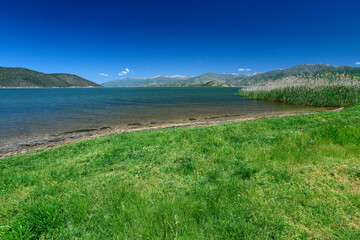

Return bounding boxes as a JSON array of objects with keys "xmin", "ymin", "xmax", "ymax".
[
  {"xmin": 0, "ymin": 85, "xmax": 246, "ymax": 89},
  {"xmin": 0, "ymin": 107, "xmax": 340, "ymax": 159}
]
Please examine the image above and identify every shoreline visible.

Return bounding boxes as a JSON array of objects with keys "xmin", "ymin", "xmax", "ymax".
[{"xmin": 0, "ymin": 107, "xmax": 341, "ymax": 159}]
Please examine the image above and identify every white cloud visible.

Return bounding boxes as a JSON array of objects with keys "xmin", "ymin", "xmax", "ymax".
[
  {"xmin": 238, "ymin": 68, "xmax": 252, "ymax": 72},
  {"xmin": 99, "ymin": 73, "xmax": 109, "ymax": 77},
  {"xmin": 118, "ymin": 68, "xmax": 131, "ymax": 76},
  {"xmin": 355, "ymin": 62, "xmax": 360, "ymax": 65}
]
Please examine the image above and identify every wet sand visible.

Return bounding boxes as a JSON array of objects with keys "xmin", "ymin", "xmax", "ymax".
[{"xmin": 0, "ymin": 107, "xmax": 339, "ymax": 159}]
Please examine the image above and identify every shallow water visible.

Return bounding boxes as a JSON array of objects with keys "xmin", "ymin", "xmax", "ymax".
[{"xmin": 0, "ymin": 87, "xmax": 322, "ymax": 150}]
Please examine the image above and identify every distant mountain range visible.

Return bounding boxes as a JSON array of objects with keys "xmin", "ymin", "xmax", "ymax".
[
  {"xmin": 2, "ymin": 64, "xmax": 360, "ymax": 88},
  {"xmin": 166, "ymin": 72, "xmax": 247, "ymax": 86},
  {"xmin": 102, "ymin": 64, "xmax": 360, "ymax": 87},
  {"xmin": 102, "ymin": 75, "xmax": 191, "ymax": 87},
  {"xmin": 0, "ymin": 67, "xmax": 100, "ymax": 88}
]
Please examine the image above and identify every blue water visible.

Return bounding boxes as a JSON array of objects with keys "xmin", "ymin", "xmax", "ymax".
[{"xmin": 0, "ymin": 87, "xmax": 318, "ymax": 146}]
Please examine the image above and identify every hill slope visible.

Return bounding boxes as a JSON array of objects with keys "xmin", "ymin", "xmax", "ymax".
[{"xmin": 0, "ymin": 67, "xmax": 100, "ymax": 88}]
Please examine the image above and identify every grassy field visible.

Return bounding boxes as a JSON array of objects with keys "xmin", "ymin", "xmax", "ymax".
[
  {"xmin": 1, "ymin": 106, "xmax": 360, "ymax": 239},
  {"xmin": 238, "ymin": 85, "xmax": 360, "ymax": 107}
]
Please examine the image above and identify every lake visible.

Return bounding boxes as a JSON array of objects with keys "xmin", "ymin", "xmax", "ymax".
[{"xmin": 0, "ymin": 87, "xmax": 323, "ymax": 154}]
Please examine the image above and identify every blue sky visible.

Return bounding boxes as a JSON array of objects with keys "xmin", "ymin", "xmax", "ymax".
[{"xmin": 1, "ymin": 0, "xmax": 360, "ymax": 83}]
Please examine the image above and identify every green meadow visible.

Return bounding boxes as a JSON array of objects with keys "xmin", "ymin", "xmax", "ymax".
[{"xmin": 1, "ymin": 105, "xmax": 360, "ymax": 239}]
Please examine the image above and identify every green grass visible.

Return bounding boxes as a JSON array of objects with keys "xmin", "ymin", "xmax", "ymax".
[
  {"xmin": 1, "ymin": 106, "xmax": 360, "ymax": 239},
  {"xmin": 238, "ymin": 85, "xmax": 360, "ymax": 107}
]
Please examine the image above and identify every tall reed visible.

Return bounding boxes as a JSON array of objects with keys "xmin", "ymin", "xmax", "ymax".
[
  {"xmin": 238, "ymin": 85, "xmax": 360, "ymax": 107},
  {"xmin": 239, "ymin": 72, "xmax": 360, "ymax": 107}
]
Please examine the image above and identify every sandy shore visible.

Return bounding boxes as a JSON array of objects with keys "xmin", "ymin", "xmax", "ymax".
[{"xmin": 0, "ymin": 108, "xmax": 341, "ymax": 159}]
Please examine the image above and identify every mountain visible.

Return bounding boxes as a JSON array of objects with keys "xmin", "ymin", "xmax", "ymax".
[
  {"xmin": 0, "ymin": 67, "xmax": 100, "ymax": 88},
  {"xmin": 102, "ymin": 75, "xmax": 191, "ymax": 87}
]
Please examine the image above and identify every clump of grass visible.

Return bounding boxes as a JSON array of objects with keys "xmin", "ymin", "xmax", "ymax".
[
  {"xmin": 189, "ymin": 117, "xmax": 197, "ymax": 121},
  {"xmin": 64, "ymin": 128, "xmax": 97, "ymax": 134},
  {"xmin": 1, "ymin": 107, "xmax": 360, "ymax": 238},
  {"xmin": 127, "ymin": 122, "xmax": 141, "ymax": 126},
  {"xmin": 238, "ymin": 85, "xmax": 360, "ymax": 107}
]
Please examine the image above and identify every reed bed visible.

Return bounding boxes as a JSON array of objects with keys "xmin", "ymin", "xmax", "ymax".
[{"xmin": 238, "ymin": 74, "xmax": 360, "ymax": 107}]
